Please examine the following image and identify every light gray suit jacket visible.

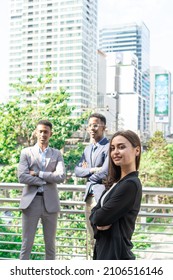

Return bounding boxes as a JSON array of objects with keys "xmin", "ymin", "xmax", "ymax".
[
  {"xmin": 74, "ymin": 138, "xmax": 109, "ymax": 202},
  {"xmin": 18, "ymin": 144, "xmax": 66, "ymax": 213}
]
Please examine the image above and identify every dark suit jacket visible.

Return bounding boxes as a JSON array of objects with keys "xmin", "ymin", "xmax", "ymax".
[
  {"xmin": 90, "ymin": 171, "xmax": 142, "ymax": 260},
  {"xmin": 18, "ymin": 144, "xmax": 66, "ymax": 213},
  {"xmin": 74, "ymin": 137, "xmax": 109, "ymax": 202}
]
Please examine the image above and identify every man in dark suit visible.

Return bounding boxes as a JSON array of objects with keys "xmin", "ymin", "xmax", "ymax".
[
  {"xmin": 18, "ymin": 120, "xmax": 66, "ymax": 260},
  {"xmin": 74, "ymin": 113, "xmax": 109, "ymax": 247}
]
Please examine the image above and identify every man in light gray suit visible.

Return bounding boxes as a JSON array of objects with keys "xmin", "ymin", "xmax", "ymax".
[
  {"xmin": 74, "ymin": 113, "xmax": 109, "ymax": 247},
  {"xmin": 18, "ymin": 119, "xmax": 66, "ymax": 260}
]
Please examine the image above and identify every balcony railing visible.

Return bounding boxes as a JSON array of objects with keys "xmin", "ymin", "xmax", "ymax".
[{"xmin": 0, "ymin": 183, "xmax": 173, "ymax": 260}]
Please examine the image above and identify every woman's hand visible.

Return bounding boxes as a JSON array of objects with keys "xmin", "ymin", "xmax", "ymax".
[{"xmin": 97, "ymin": 225, "xmax": 112, "ymax": 231}]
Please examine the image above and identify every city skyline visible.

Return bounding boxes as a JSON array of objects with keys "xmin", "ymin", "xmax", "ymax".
[
  {"xmin": 98, "ymin": 0, "xmax": 173, "ymax": 74},
  {"xmin": 0, "ymin": 0, "xmax": 173, "ymax": 102}
]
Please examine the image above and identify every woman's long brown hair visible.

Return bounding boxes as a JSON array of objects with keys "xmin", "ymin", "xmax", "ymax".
[{"xmin": 104, "ymin": 130, "xmax": 141, "ymax": 189}]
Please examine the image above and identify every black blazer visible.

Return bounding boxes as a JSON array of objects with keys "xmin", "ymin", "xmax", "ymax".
[{"xmin": 89, "ymin": 171, "xmax": 142, "ymax": 260}]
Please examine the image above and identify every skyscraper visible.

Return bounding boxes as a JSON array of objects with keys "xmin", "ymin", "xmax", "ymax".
[
  {"xmin": 105, "ymin": 52, "xmax": 143, "ymax": 134},
  {"xmin": 9, "ymin": 0, "xmax": 98, "ymax": 116},
  {"xmin": 99, "ymin": 22, "xmax": 150, "ymax": 135}
]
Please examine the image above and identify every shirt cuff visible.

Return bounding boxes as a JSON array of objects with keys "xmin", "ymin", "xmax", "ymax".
[{"xmin": 39, "ymin": 171, "xmax": 44, "ymax": 178}]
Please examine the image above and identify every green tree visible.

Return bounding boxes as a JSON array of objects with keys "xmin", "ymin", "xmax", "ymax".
[
  {"xmin": 140, "ymin": 131, "xmax": 173, "ymax": 187},
  {"xmin": 63, "ymin": 142, "xmax": 85, "ymax": 174},
  {"xmin": 147, "ymin": 130, "xmax": 167, "ymax": 150},
  {"xmin": 0, "ymin": 65, "xmax": 89, "ymax": 182}
]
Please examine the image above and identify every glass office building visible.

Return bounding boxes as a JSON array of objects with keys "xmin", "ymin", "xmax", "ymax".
[
  {"xmin": 99, "ymin": 22, "xmax": 150, "ymax": 134},
  {"xmin": 9, "ymin": 0, "xmax": 98, "ymax": 116}
]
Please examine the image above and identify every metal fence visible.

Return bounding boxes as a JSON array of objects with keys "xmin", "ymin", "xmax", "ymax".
[{"xmin": 0, "ymin": 183, "xmax": 173, "ymax": 260}]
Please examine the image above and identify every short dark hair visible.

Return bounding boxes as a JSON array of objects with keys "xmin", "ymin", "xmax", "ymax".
[
  {"xmin": 36, "ymin": 119, "xmax": 53, "ymax": 130},
  {"xmin": 88, "ymin": 113, "xmax": 106, "ymax": 125}
]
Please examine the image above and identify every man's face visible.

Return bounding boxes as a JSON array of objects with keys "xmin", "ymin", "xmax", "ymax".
[
  {"xmin": 36, "ymin": 124, "xmax": 52, "ymax": 147},
  {"xmin": 87, "ymin": 117, "xmax": 105, "ymax": 143}
]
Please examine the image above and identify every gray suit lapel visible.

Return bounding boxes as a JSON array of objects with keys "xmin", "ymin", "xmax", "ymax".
[
  {"xmin": 31, "ymin": 145, "xmax": 51, "ymax": 170},
  {"xmin": 88, "ymin": 144, "xmax": 94, "ymax": 167},
  {"xmin": 45, "ymin": 148, "xmax": 52, "ymax": 169},
  {"xmin": 92, "ymin": 144, "xmax": 105, "ymax": 166},
  {"xmin": 92, "ymin": 138, "xmax": 108, "ymax": 166},
  {"xmin": 31, "ymin": 145, "xmax": 42, "ymax": 170}
]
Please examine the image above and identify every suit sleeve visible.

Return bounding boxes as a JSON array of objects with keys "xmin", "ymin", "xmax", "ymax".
[
  {"xmin": 18, "ymin": 149, "xmax": 46, "ymax": 186},
  {"xmin": 74, "ymin": 150, "xmax": 91, "ymax": 178},
  {"xmin": 90, "ymin": 181, "xmax": 138, "ymax": 226},
  {"xmin": 89, "ymin": 151, "xmax": 109, "ymax": 183},
  {"xmin": 74, "ymin": 144, "xmax": 109, "ymax": 181},
  {"xmin": 41, "ymin": 151, "xmax": 66, "ymax": 183}
]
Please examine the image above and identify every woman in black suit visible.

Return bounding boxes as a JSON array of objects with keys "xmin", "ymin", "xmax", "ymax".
[{"xmin": 89, "ymin": 130, "xmax": 142, "ymax": 260}]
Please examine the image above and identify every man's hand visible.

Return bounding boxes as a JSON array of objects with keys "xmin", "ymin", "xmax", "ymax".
[
  {"xmin": 82, "ymin": 161, "xmax": 88, "ymax": 168},
  {"xmin": 97, "ymin": 225, "xmax": 112, "ymax": 231},
  {"xmin": 30, "ymin": 170, "xmax": 39, "ymax": 176},
  {"xmin": 90, "ymin": 167, "xmax": 102, "ymax": 174}
]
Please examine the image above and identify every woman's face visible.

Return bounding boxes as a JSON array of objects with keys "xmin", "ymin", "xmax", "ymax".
[{"xmin": 110, "ymin": 135, "xmax": 140, "ymax": 170}]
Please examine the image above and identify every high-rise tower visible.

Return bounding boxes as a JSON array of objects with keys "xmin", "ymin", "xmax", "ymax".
[
  {"xmin": 9, "ymin": 0, "xmax": 98, "ymax": 116},
  {"xmin": 99, "ymin": 22, "xmax": 150, "ymax": 135}
]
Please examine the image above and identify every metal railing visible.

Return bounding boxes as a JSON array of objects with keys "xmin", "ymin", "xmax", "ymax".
[{"xmin": 0, "ymin": 183, "xmax": 173, "ymax": 260}]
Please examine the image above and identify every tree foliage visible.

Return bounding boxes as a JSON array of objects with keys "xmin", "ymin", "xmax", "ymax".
[
  {"xmin": 140, "ymin": 131, "xmax": 173, "ymax": 187},
  {"xmin": 147, "ymin": 130, "xmax": 167, "ymax": 150},
  {"xmin": 0, "ymin": 65, "xmax": 89, "ymax": 182}
]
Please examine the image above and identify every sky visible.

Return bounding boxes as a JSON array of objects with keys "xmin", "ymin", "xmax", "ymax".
[
  {"xmin": 98, "ymin": 0, "xmax": 173, "ymax": 71},
  {"xmin": 0, "ymin": 0, "xmax": 173, "ymax": 101}
]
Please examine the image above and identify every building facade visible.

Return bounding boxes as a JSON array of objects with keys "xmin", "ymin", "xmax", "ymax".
[
  {"xmin": 106, "ymin": 52, "xmax": 143, "ymax": 134},
  {"xmin": 97, "ymin": 49, "xmax": 106, "ymax": 110},
  {"xmin": 97, "ymin": 49, "xmax": 117, "ymax": 135},
  {"xmin": 9, "ymin": 0, "xmax": 98, "ymax": 116},
  {"xmin": 99, "ymin": 22, "xmax": 150, "ymax": 136}
]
